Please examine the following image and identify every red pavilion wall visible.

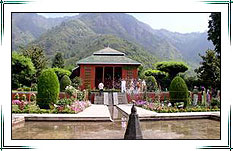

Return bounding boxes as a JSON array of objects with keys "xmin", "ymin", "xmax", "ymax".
[{"xmin": 80, "ymin": 64, "xmax": 139, "ymax": 90}]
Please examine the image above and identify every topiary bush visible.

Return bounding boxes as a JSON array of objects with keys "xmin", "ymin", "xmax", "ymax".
[
  {"xmin": 60, "ymin": 75, "xmax": 72, "ymax": 91},
  {"xmin": 37, "ymin": 68, "xmax": 60, "ymax": 109},
  {"xmin": 145, "ymin": 76, "xmax": 158, "ymax": 92},
  {"xmin": 169, "ymin": 76, "xmax": 189, "ymax": 108},
  {"xmin": 51, "ymin": 68, "xmax": 71, "ymax": 81}
]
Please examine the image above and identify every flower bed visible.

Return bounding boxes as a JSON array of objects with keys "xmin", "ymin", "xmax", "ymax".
[
  {"xmin": 134, "ymin": 100, "xmax": 220, "ymax": 113},
  {"xmin": 12, "ymin": 100, "xmax": 91, "ymax": 114}
]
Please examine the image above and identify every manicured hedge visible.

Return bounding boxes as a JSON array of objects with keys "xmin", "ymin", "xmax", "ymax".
[
  {"xmin": 37, "ymin": 69, "xmax": 60, "ymax": 109},
  {"xmin": 169, "ymin": 76, "xmax": 189, "ymax": 107},
  {"xmin": 60, "ymin": 75, "xmax": 71, "ymax": 91},
  {"xmin": 144, "ymin": 69, "xmax": 167, "ymax": 77},
  {"xmin": 51, "ymin": 68, "xmax": 71, "ymax": 81},
  {"xmin": 145, "ymin": 76, "xmax": 158, "ymax": 92}
]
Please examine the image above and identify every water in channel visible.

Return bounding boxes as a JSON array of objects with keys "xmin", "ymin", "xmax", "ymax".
[{"xmin": 12, "ymin": 106, "xmax": 220, "ymax": 139}]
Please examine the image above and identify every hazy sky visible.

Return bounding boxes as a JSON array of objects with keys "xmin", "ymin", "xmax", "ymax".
[{"xmin": 38, "ymin": 13, "xmax": 210, "ymax": 33}]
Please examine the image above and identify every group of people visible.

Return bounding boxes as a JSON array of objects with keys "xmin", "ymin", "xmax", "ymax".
[
  {"xmin": 122, "ymin": 78, "xmax": 147, "ymax": 94},
  {"xmin": 192, "ymin": 86, "xmax": 220, "ymax": 106},
  {"xmin": 98, "ymin": 78, "xmax": 147, "ymax": 94},
  {"xmin": 98, "ymin": 79, "xmax": 220, "ymax": 107}
]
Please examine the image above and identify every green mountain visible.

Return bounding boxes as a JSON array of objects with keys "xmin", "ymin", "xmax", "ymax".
[
  {"xmin": 12, "ymin": 13, "xmax": 75, "ymax": 50},
  {"xmin": 12, "ymin": 13, "xmax": 214, "ymax": 73},
  {"xmin": 31, "ymin": 19, "xmax": 157, "ymax": 68},
  {"xmin": 78, "ymin": 13, "xmax": 183, "ymax": 61},
  {"xmin": 154, "ymin": 29, "xmax": 213, "ymax": 64}
]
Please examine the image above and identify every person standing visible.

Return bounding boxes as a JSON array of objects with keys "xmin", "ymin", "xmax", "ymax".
[
  {"xmin": 141, "ymin": 79, "xmax": 146, "ymax": 92},
  {"xmin": 129, "ymin": 79, "xmax": 134, "ymax": 94},
  {"xmin": 121, "ymin": 78, "xmax": 126, "ymax": 93},
  {"xmin": 207, "ymin": 89, "xmax": 211, "ymax": 106},
  {"xmin": 193, "ymin": 86, "xmax": 199, "ymax": 106},
  {"xmin": 202, "ymin": 87, "xmax": 207, "ymax": 106},
  {"xmin": 136, "ymin": 80, "xmax": 141, "ymax": 93},
  {"xmin": 98, "ymin": 82, "xmax": 104, "ymax": 96}
]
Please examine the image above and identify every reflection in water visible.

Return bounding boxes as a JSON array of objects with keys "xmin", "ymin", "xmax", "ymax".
[
  {"xmin": 121, "ymin": 117, "xmax": 127, "ymax": 128},
  {"xmin": 12, "ymin": 119, "xmax": 220, "ymax": 139}
]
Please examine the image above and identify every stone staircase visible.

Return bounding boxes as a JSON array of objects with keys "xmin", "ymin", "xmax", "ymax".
[
  {"xmin": 117, "ymin": 93, "xmax": 128, "ymax": 104},
  {"xmin": 94, "ymin": 95, "xmax": 104, "ymax": 104},
  {"xmin": 94, "ymin": 92, "xmax": 127, "ymax": 105}
]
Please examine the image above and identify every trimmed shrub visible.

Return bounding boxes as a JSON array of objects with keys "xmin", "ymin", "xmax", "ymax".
[
  {"xmin": 51, "ymin": 68, "xmax": 71, "ymax": 81},
  {"xmin": 144, "ymin": 69, "xmax": 168, "ymax": 78},
  {"xmin": 60, "ymin": 75, "xmax": 72, "ymax": 91},
  {"xmin": 37, "ymin": 69, "xmax": 60, "ymax": 109},
  {"xmin": 145, "ymin": 76, "xmax": 158, "ymax": 92},
  {"xmin": 155, "ymin": 61, "xmax": 188, "ymax": 79},
  {"xmin": 169, "ymin": 76, "xmax": 189, "ymax": 108}
]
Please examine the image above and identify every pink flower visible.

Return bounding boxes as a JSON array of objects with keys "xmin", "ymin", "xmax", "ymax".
[
  {"xmin": 12, "ymin": 100, "xmax": 21, "ymax": 105},
  {"xmin": 69, "ymin": 101, "xmax": 91, "ymax": 113}
]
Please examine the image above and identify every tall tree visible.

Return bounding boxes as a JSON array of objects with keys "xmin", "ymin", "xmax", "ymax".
[
  {"xmin": 195, "ymin": 13, "xmax": 221, "ymax": 92},
  {"xmin": 12, "ymin": 52, "xmax": 36, "ymax": 89},
  {"xmin": 194, "ymin": 50, "xmax": 220, "ymax": 90},
  {"xmin": 20, "ymin": 45, "xmax": 48, "ymax": 82},
  {"xmin": 52, "ymin": 52, "xmax": 65, "ymax": 68},
  {"xmin": 208, "ymin": 13, "xmax": 221, "ymax": 56}
]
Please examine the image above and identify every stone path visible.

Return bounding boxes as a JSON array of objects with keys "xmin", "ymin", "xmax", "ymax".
[
  {"xmin": 116, "ymin": 104, "xmax": 157, "ymax": 117},
  {"xmin": 12, "ymin": 104, "xmax": 220, "ymax": 122},
  {"xmin": 13, "ymin": 105, "xmax": 111, "ymax": 121},
  {"xmin": 116, "ymin": 104, "xmax": 220, "ymax": 120},
  {"xmin": 76, "ymin": 104, "xmax": 110, "ymax": 118}
]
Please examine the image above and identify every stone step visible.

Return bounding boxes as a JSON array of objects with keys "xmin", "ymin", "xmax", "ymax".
[
  {"xmin": 94, "ymin": 96, "xmax": 104, "ymax": 104},
  {"xmin": 118, "ymin": 93, "xmax": 127, "ymax": 104},
  {"xmin": 94, "ymin": 93, "xmax": 128, "ymax": 105}
]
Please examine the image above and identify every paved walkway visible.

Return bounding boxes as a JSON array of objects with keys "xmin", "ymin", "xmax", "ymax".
[
  {"xmin": 117, "ymin": 104, "xmax": 157, "ymax": 117},
  {"xmin": 116, "ymin": 104, "xmax": 220, "ymax": 120},
  {"xmin": 13, "ymin": 105, "xmax": 111, "ymax": 121},
  {"xmin": 12, "ymin": 104, "xmax": 220, "ymax": 122},
  {"xmin": 76, "ymin": 104, "xmax": 110, "ymax": 118}
]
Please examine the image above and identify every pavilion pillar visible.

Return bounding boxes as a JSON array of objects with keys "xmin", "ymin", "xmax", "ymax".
[{"xmin": 102, "ymin": 67, "xmax": 105, "ymax": 83}]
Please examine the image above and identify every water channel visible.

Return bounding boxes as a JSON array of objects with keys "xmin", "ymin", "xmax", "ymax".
[{"xmin": 12, "ymin": 105, "xmax": 220, "ymax": 139}]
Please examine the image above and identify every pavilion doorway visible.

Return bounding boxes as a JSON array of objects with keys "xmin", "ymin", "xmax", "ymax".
[
  {"xmin": 104, "ymin": 67, "xmax": 113, "ymax": 89},
  {"xmin": 114, "ymin": 67, "xmax": 122, "ymax": 89},
  {"xmin": 95, "ymin": 67, "xmax": 103, "ymax": 89},
  {"xmin": 95, "ymin": 67, "xmax": 122, "ymax": 90}
]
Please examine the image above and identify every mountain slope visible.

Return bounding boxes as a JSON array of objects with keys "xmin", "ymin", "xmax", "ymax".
[
  {"xmin": 78, "ymin": 13, "xmax": 183, "ymax": 61},
  {"xmin": 30, "ymin": 19, "xmax": 157, "ymax": 68},
  {"xmin": 154, "ymin": 29, "xmax": 213, "ymax": 64},
  {"xmin": 12, "ymin": 13, "xmax": 75, "ymax": 49},
  {"xmin": 12, "ymin": 13, "xmax": 214, "ymax": 73}
]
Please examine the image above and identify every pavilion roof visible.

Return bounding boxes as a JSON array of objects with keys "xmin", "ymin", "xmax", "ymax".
[
  {"xmin": 93, "ymin": 47, "xmax": 125, "ymax": 56},
  {"xmin": 76, "ymin": 47, "xmax": 141, "ymax": 65}
]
